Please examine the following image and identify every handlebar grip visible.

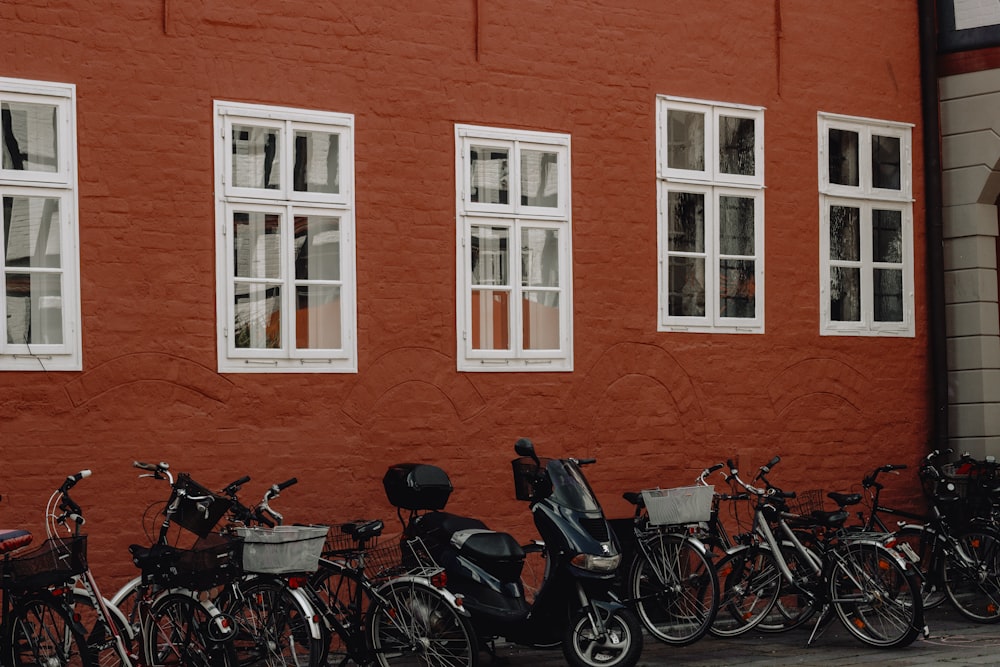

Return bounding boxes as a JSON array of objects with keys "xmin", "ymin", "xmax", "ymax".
[
  {"xmin": 133, "ymin": 461, "xmax": 157, "ymax": 471},
  {"xmin": 707, "ymin": 463, "xmax": 724, "ymax": 473},
  {"xmin": 726, "ymin": 459, "xmax": 737, "ymax": 470},
  {"xmin": 764, "ymin": 455, "xmax": 781, "ymax": 470},
  {"xmin": 277, "ymin": 478, "xmax": 298, "ymax": 491},
  {"xmin": 576, "ymin": 458, "xmax": 596, "ymax": 465}
]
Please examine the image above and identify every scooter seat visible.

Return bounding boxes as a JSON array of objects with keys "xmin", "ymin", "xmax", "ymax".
[{"xmin": 451, "ymin": 529, "xmax": 525, "ymax": 562}]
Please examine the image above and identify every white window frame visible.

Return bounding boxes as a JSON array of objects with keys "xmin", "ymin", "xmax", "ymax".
[
  {"xmin": 0, "ymin": 77, "xmax": 81, "ymax": 371},
  {"xmin": 656, "ymin": 96, "xmax": 765, "ymax": 334},
  {"xmin": 818, "ymin": 112, "xmax": 914, "ymax": 337},
  {"xmin": 455, "ymin": 124, "xmax": 573, "ymax": 372},
  {"xmin": 214, "ymin": 101, "xmax": 356, "ymax": 372}
]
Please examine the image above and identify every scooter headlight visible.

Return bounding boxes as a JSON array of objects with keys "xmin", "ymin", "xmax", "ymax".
[{"xmin": 570, "ymin": 552, "xmax": 621, "ymax": 573}]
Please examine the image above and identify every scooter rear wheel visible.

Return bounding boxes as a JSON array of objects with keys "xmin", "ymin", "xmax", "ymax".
[{"xmin": 562, "ymin": 606, "xmax": 642, "ymax": 667}]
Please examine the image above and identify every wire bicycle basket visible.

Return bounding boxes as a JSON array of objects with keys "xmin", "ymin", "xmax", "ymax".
[
  {"xmin": 641, "ymin": 486, "xmax": 715, "ymax": 526},
  {"xmin": 2, "ymin": 536, "xmax": 87, "ymax": 592},
  {"xmin": 233, "ymin": 524, "xmax": 328, "ymax": 574}
]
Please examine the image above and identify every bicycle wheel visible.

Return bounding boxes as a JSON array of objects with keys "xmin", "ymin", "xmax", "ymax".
[
  {"xmin": 70, "ymin": 591, "xmax": 134, "ymax": 667},
  {"xmin": 369, "ymin": 578, "xmax": 478, "ymax": 667},
  {"xmin": 893, "ymin": 524, "xmax": 948, "ymax": 609},
  {"xmin": 143, "ymin": 592, "xmax": 235, "ymax": 667},
  {"xmin": 943, "ymin": 528, "xmax": 1000, "ymax": 622},
  {"xmin": 710, "ymin": 545, "xmax": 780, "ymax": 637},
  {"xmin": 310, "ymin": 559, "xmax": 372, "ymax": 666},
  {"xmin": 8, "ymin": 593, "xmax": 92, "ymax": 666},
  {"xmin": 629, "ymin": 531, "xmax": 717, "ymax": 645},
  {"xmin": 829, "ymin": 542, "xmax": 923, "ymax": 648},
  {"xmin": 757, "ymin": 539, "xmax": 821, "ymax": 633},
  {"xmin": 226, "ymin": 577, "xmax": 325, "ymax": 667}
]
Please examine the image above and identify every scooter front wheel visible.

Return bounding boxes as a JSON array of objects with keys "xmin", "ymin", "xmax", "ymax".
[{"xmin": 563, "ymin": 605, "xmax": 642, "ymax": 667}]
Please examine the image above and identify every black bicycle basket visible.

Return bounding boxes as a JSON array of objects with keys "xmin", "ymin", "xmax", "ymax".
[
  {"xmin": 132, "ymin": 533, "xmax": 242, "ymax": 590},
  {"xmin": 2, "ymin": 536, "xmax": 88, "ymax": 591},
  {"xmin": 171, "ymin": 473, "xmax": 233, "ymax": 538}
]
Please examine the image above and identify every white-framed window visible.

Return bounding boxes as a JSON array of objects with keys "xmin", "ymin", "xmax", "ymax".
[
  {"xmin": 455, "ymin": 125, "xmax": 572, "ymax": 372},
  {"xmin": 214, "ymin": 101, "xmax": 356, "ymax": 372},
  {"xmin": 656, "ymin": 96, "xmax": 765, "ymax": 333},
  {"xmin": 818, "ymin": 113, "xmax": 914, "ymax": 337},
  {"xmin": 0, "ymin": 77, "xmax": 81, "ymax": 371}
]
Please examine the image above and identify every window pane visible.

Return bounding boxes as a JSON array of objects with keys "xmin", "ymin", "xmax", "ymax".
[
  {"xmin": 294, "ymin": 215, "xmax": 340, "ymax": 281},
  {"xmin": 521, "ymin": 228, "xmax": 559, "ymax": 287},
  {"xmin": 471, "ymin": 225, "xmax": 508, "ymax": 286},
  {"xmin": 719, "ymin": 115, "xmax": 755, "ymax": 176},
  {"xmin": 233, "ymin": 282, "xmax": 281, "ymax": 349},
  {"xmin": 232, "ymin": 124, "xmax": 281, "ymax": 190},
  {"xmin": 874, "ymin": 269, "xmax": 903, "ymax": 322},
  {"xmin": 293, "ymin": 130, "xmax": 339, "ymax": 194},
  {"xmin": 296, "ymin": 284, "xmax": 341, "ymax": 349},
  {"xmin": 6, "ymin": 272, "xmax": 61, "ymax": 344},
  {"xmin": 829, "ymin": 205, "xmax": 860, "ymax": 261},
  {"xmin": 471, "ymin": 289, "xmax": 510, "ymax": 350},
  {"xmin": 666, "ymin": 192, "xmax": 705, "ymax": 253},
  {"xmin": 667, "ymin": 256, "xmax": 705, "ymax": 317},
  {"xmin": 719, "ymin": 259, "xmax": 755, "ymax": 318},
  {"xmin": 872, "ymin": 134, "xmax": 901, "ymax": 190},
  {"xmin": 828, "ymin": 128, "xmax": 859, "ymax": 186},
  {"xmin": 1, "ymin": 101, "xmax": 58, "ymax": 173},
  {"xmin": 523, "ymin": 291, "xmax": 560, "ymax": 350},
  {"xmin": 667, "ymin": 109, "xmax": 705, "ymax": 171},
  {"xmin": 719, "ymin": 195, "xmax": 754, "ymax": 255},
  {"xmin": 830, "ymin": 266, "xmax": 861, "ymax": 321},
  {"xmin": 521, "ymin": 150, "xmax": 559, "ymax": 207},
  {"xmin": 4, "ymin": 196, "xmax": 61, "ymax": 268},
  {"xmin": 873, "ymin": 209, "xmax": 902, "ymax": 263},
  {"xmin": 470, "ymin": 146, "xmax": 508, "ymax": 204},
  {"xmin": 233, "ymin": 211, "xmax": 281, "ymax": 280}
]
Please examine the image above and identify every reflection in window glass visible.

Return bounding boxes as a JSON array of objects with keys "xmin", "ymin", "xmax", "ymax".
[
  {"xmin": 233, "ymin": 211, "xmax": 282, "ymax": 280},
  {"xmin": 667, "ymin": 192, "xmax": 705, "ymax": 253},
  {"xmin": 830, "ymin": 206, "xmax": 861, "ymax": 261},
  {"xmin": 667, "ymin": 110, "xmax": 705, "ymax": 171},
  {"xmin": 872, "ymin": 135, "xmax": 901, "ymax": 190},
  {"xmin": 296, "ymin": 284, "xmax": 341, "ymax": 349},
  {"xmin": 830, "ymin": 267, "xmax": 861, "ymax": 321},
  {"xmin": 293, "ymin": 131, "xmax": 339, "ymax": 194},
  {"xmin": 719, "ymin": 196, "xmax": 754, "ymax": 255},
  {"xmin": 1, "ymin": 101, "xmax": 58, "ymax": 173},
  {"xmin": 521, "ymin": 150, "xmax": 559, "ymax": 207},
  {"xmin": 521, "ymin": 228, "xmax": 559, "ymax": 287},
  {"xmin": 719, "ymin": 116, "xmax": 755, "ymax": 176},
  {"xmin": 668, "ymin": 256, "xmax": 705, "ymax": 317},
  {"xmin": 828, "ymin": 128, "xmax": 859, "ymax": 186},
  {"xmin": 874, "ymin": 269, "xmax": 903, "ymax": 322},
  {"xmin": 523, "ymin": 291, "xmax": 560, "ymax": 350},
  {"xmin": 294, "ymin": 215, "xmax": 340, "ymax": 281},
  {"xmin": 471, "ymin": 225, "xmax": 509, "ymax": 286},
  {"xmin": 6, "ymin": 272, "xmax": 62, "ymax": 344},
  {"xmin": 471, "ymin": 289, "xmax": 510, "ymax": 350},
  {"xmin": 233, "ymin": 282, "xmax": 281, "ymax": 349},
  {"xmin": 471, "ymin": 146, "xmax": 509, "ymax": 204},
  {"xmin": 232, "ymin": 124, "xmax": 281, "ymax": 190},
  {"xmin": 4, "ymin": 196, "xmax": 61, "ymax": 268},
  {"xmin": 719, "ymin": 259, "xmax": 755, "ymax": 318},
  {"xmin": 873, "ymin": 210, "xmax": 902, "ymax": 263}
]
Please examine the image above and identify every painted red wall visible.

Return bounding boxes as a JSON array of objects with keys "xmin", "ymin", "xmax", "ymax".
[{"xmin": 1, "ymin": 0, "xmax": 928, "ymax": 589}]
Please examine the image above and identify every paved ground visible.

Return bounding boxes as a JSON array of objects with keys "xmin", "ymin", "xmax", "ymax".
[{"xmin": 492, "ymin": 605, "xmax": 1000, "ymax": 666}]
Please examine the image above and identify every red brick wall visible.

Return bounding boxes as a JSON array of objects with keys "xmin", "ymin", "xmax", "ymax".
[{"xmin": 1, "ymin": 0, "xmax": 928, "ymax": 589}]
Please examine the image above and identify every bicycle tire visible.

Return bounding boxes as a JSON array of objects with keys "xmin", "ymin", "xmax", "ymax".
[
  {"xmin": 829, "ymin": 541, "xmax": 923, "ymax": 648},
  {"xmin": 310, "ymin": 558, "xmax": 374, "ymax": 666},
  {"xmin": 710, "ymin": 545, "xmax": 780, "ymax": 637},
  {"xmin": 892, "ymin": 524, "xmax": 948, "ymax": 609},
  {"xmin": 7, "ymin": 592, "xmax": 93, "ymax": 667},
  {"xmin": 757, "ymin": 539, "xmax": 821, "ymax": 633},
  {"xmin": 70, "ymin": 591, "xmax": 134, "ymax": 667},
  {"xmin": 943, "ymin": 528, "xmax": 1000, "ymax": 623},
  {"xmin": 628, "ymin": 531, "xmax": 718, "ymax": 646},
  {"xmin": 224, "ymin": 576, "xmax": 325, "ymax": 667},
  {"xmin": 142, "ymin": 592, "xmax": 236, "ymax": 667},
  {"xmin": 368, "ymin": 578, "xmax": 478, "ymax": 667}
]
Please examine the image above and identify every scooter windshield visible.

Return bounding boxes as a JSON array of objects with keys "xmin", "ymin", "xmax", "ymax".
[{"xmin": 545, "ymin": 459, "xmax": 602, "ymax": 512}]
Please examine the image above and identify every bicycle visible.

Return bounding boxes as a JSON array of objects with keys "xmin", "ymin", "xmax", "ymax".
[
  {"xmin": 852, "ymin": 451, "xmax": 1000, "ymax": 622},
  {"xmin": 619, "ymin": 476, "xmax": 719, "ymax": 646},
  {"xmin": 712, "ymin": 456, "xmax": 925, "ymax": 648}
]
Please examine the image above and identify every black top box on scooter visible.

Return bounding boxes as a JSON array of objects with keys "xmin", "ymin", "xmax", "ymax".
[{"xmin": 383, "ymin": 463, "xmax": 453, "ymax": 510}]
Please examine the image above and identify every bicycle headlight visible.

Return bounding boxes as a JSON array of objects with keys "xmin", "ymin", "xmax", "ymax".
[{"xmin": 570, "ymin": 552, "xmax": 621, "ymax": 573}]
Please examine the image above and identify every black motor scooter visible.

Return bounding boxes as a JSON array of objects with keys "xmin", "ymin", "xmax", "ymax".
[{"xmin": 383, "ymin": 437, "xmax": 643, "ymax": 667}]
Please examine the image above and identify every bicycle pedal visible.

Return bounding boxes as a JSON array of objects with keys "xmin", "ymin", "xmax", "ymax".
[{"xmin": 922, "ymin": 625, "xmax": 931, "ymax": 639}]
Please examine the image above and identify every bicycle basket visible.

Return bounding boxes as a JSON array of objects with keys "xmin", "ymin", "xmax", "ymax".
[
  {"xmin": 641, "ymin": 486, "xmax": 714, "ymax": 525},
  {"xmin": 234, "ymin": 525, "xmax": 328, "ymax": 574},
  {"xmin": 324, "ymin": 520, "xmax": 381, "ymax": 554},
  {"xmin": 512, "ymin": 457, "xmax": 551, "ymax": 501},
  {"xmin": 366, "ymin": 536, "xmax": 441, "ymax": 580},
  {"xmin": 2, "ymin": 536, "xmax": 87, "ymax": 591},
  {"xmin": 171, "ymin": 473, "xmax": 232, "ymax": 538},
  {"xmin": 785, "ymin": 489, "xmax": 824, "ymax": 516},
  {"xmin": 135, "ymin": 533, "xmax": 242, "ymax": 590}
]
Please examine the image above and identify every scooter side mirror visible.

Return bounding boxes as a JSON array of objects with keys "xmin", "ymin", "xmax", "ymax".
[{"xmin": 514, "ymin": 437, "xmax": 539, "ymax": 465}]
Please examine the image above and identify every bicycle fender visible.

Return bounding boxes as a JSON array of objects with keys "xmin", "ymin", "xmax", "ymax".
[
  {"xmin": 376, "ymin": 576, "xmax": 472, "ymax": 618},
  {"xmin": 288, "ymin": 586, "xmax": 323, "ymax": 640},
  {"xmin": 842, "ymin": 537, "xmax": 913, "ymax": 570}
]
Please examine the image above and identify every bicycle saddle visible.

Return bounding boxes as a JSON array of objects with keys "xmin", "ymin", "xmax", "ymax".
[
  {"xmin": 827, "ymin": 492, "xmax": 861, "ymax": 507},
  {"xmin": 0, "ymin": 529, "xmax": 31, "ymax": 553}
]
